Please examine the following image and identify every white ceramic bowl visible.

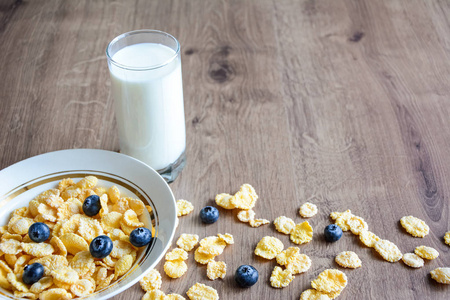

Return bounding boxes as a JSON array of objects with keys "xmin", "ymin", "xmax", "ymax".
[{"xmin": 0, "ymin": 149, "xmax": 177, "ymax": 299}]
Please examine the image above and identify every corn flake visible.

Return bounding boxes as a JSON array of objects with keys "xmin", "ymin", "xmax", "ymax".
[
  {"xmin": 123, "ymin": 209, "xmax": 145, "ymax": 227},
  {"xmin": 7, "ymin": 272, "xmax": 29, "ymax": 292},
  {"xmin": 402, "ymin": 253, "xmax": 424, "ymax": 268},
  {"xmin": 111, "ymin": 240, "xmax": 134, "ymax": 259},
  {"xmin": 164, "ymin": 260, "xmax": 187, "ymax": 278},
  {"xmin": 128, "ymin": 198, "xmax": 146, "ymax": 216},
  {"xmin": 237, "ymin": 209, "xmax": 255, "ymax": 223},
  {"xmin": 140, "ymin": 269, "xmax": 162, "ymax": 292},
  {"xmin": 58, "ymin": 178, "xmax": 74, "ymax": 192},
  {"xmin": 254, "ymin": 236, "xmax": 284, "ymax": 260},
  {"xmin": 346, "ymin": 216, "xmax": 368, "ymax": 235},
  {"xmin": 70, "ymin": 278, "xmax": 95, "ymax": 297},
  {"xmin": 59, "ymin": 233, "xmax": 89, "ymax": 255},
  {"xmin": 176, "ymin": 234, "xmax": 199, "ymax": 252},
  {"xmin": 274, "ymin": 216, "xmax": 295, "ymax": 235},
  {"xmin": 21, "ymin": 243, "xmax": 54, "ymax": 258},
  {"xmin": 113, "ymin": 198, "xmax": 130, "ymax": 214},
  {"xmin": 445, "ymin": 232, "xmax": 450, "ymax": 246},
  {"xmin": 300, "ymin": 289, "xmax": 331, "ymax": 300},
  {"xmin": 10, "ymin": 218, "xmax": 34, "ymax": 235},
  {"xmin": 206, "ymin": 261, "xmax": 226, "ymax": 280},
  {"xmin": 311, "ymin": 269, "xmax": 347, "ymax": 294},
  {"xmin": 0, "ymin": 239, "xmax": 21, "ymax": 255},
  {"xmin": 215, "ymin": 193, "xmax": 235, "ymax": 210},
  {"xmin": 50, "ymin": 236, "xmax": 67, "ymax": 257},
  {"xmin": 39, "ymin": 288, "xmax": 72, "ymax": 300},
  {"xmin": 114, "ymin": 254, "xmax": 133, "ymax": 280},
  {"xmin": 299, "ymin": 202, "xmax": 318, "ymax": 218},
  {"xmin": 166, "ymin": 294, "xmax": 186, "ymax": 300},
  {"xmin": 198, "ymin": 236, "xmax": 227, "ymax": 256},
  {"xmin": 249, "ymin": 219, "xmax": 270, "ymax": 228},
  {"xmin": 331, "ymin": 210, "xmax": 353, "ymax": 231},
  {"xmin": 430, "ymin": 267, "xmax": 450, "ymax": 284},
  {"xmin": 143, "ymin": 290, "xmax": 166, "ymax": 300},
  {"xmin": 270, "ymin": 266, "xmax": 294, "ymax": 288},
  {"xmin": 358, "ymin": 230, "xmax": 380, "ymax": 248},
  {"xmin": 0, "ymin": 260, "xmax": 13, "ymax": 274},
  {"xmin": 30, "ymin": 276, "xmax": 53, "ymax": 293},
  {"xmin": 70, "ymin": 251, "xmax": 95, "ymax": 277},
  {"xmin": 14, "ymin": 291, "xmax": 37, "ymax": 299},
  {"xmin": 101, "ymin": 212, "xmax": 123, "ymax": 233},
  {"xmin": 290, "ymin": 221, "xmax": 313, "ymax": 245},
  {"xmin": 414, "ymin": 245, "xmax": 439, "ymax": 260},
  {"xmin": 400, "ymin": 216, "xmax": 429, "ymax": 238},
  {"xmin": 51, "ymin": 266, "xmax": 79, "ymax": 284},
  {"xmin": 217, "ymin": 233, "xmax": 234, "ymax": 245},
  {"xmin": 276, "ymin": 248, "xmax": 311, "ymax": 274},
  {"xmin": 186, "ymin": 283, "xmax": 219, "ymax": 300},
  {"xmin": 194, "ymin": 248, "xmax": 215, "ymax": 265},
  {"xmin": 335, "ymin": 251, "xmax": 362, "ymax": 269},
  {"xmin": 230, "ymin": 184, "xmax": 258, "ymax": 210},
  {"xmin": 176, "ymin": 200, "xmax": 194, "ymax": 217},
  {"xmin": 77, "ymin": 216, "xmax": 104, "ymax": 242},
  {"xmin": 374, "ymin": 239, "xmax": 402, "ymax": 262}
]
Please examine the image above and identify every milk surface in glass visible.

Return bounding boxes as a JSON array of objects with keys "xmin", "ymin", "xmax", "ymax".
[{"xmin": 109, "ymin": 43, "xmax": 185, "ymax": 171}]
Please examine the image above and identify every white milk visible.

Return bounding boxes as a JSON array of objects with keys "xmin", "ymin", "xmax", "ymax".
[{"xmin": 109, "ymin": 43, "xmax": 185, "ymax": 171}]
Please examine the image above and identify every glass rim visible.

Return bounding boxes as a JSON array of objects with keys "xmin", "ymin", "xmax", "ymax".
[{"xmin": 106, "ymin": 29, "xmax": 180, "ymax": 71}]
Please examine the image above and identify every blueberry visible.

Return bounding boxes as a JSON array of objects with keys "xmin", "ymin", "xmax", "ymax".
[
  {"xmin": 28, "ymin": 222, "xmax": 50, "ymax": 243},
  {"xmin": 324, "ymin": 224, "xmax": 343, "ymax": 242},
  {"xmin": 199, "ymin": 206, "xmax": 219, "ymax": 224},
  {"xmin": 129, "ymin": 227, "xmax": 152, "ymax": 247},
  {"xmin": 22, "ymin": 263, "xmax": 44, "ymax": 285},
  {"xmin": 83, "ymin": 195, "xmax": 102, "ymax": 217},
  {"xmin": 235, "ymin": 265, "xmax": 259, "ymax": 288},
  {"xmin": 89, "ymin": 235, "xmax": 113, "ymax": 258}
]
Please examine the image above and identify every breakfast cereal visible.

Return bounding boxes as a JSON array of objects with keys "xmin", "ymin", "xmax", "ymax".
[
  {"xmin": 186, "ymin": 283, "xmax": 219, "ymax": 300},
  {"xmin": 290, "ymin": 221, "xmax": 313, "ymax": 245},
  {"xmin": 176, "ymin": 200, "xmax": 194, "ymax": 217},
  {"xmin": 206, "ymin": 261, "xmax": 226, "ymax": 280},
  {"xmin": 414, "ymin": 246, "xmax": 439, "ymax": 260},
  {"xmin": 335, "ymin": 251, "xmax": 362, "ymax": 269},
  {"xmin": 254, "ymin": 236, "xmax": 284, "ymax": 260},
  {"xmin": 176, "ymin": 234, "xmax": 199, "ymax": 252},
  {"xmin": 270, "ymin": 266, "xmax": 294, "ymax": 288},
  {"xmin": 400, "ymin": 216, "xmax": 429, "ymax": 238},
  {"xmin": 273, "ymin": 216, "xmax": 295, "ymax": 235},
  {"xmin": 374, "ymin": 240, "xmax": 402, "ymax": 262},
  {"xmin": 299, "ymin": 202, "xmax": 318, "ymax": 218},
  {"xmin": 430, "ymin": 268, "xmax": 450, "ymax": 284},
  {"xmin": 402, "ymin": 253, "xmax": 424, "ymax": 268}
]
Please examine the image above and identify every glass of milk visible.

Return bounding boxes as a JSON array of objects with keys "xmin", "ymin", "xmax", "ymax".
[{"xmin": 106, "ymin": 30, "xmax": 186, "ymax": 183}]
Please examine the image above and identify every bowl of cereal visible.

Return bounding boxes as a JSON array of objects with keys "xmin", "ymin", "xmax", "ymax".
[{"xmin": 0, "ymin": 149, "xmax": 177, "ymax": 299}]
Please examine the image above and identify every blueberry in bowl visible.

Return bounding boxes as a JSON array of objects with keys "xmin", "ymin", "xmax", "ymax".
[
  {"xmin": 83, "ymin": 194, "xmax": 102, "ymax": 216},
  {"xmin": 28, "ymin": 222, "xmax": 50, "ymax": 243},
  {"xmin": 90, "ymin": 235, "xmax": 113, "ymax": 258},
  {"xmin": 129, "ymin": 227, "xmax": 153, "ymax": 247},
  {"xmin": 23, "ymin": 263, "xmax": 44, "ymax": 285}
]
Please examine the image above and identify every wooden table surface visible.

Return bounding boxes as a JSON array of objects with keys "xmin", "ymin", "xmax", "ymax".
[{"xmin": 1, "ymin": 0, "xmax": 449, "ymax": 299}]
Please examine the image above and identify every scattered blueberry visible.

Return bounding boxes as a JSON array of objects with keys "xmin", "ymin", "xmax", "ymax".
[
  {"xmin": 28, "ymin": 222, "xmax": 50, "ymax": 243},
  {"xmin": 22, "ymin": 263, "xmax": 44, "ymax": 285},
  {"xmin": 235, "ymin": 265, "xmax": 259, "ymax": 288},
  {"xmin": 83, "ymin": 195, "xmax": 102, "ymax": 217},
  {"xmin": 199, "ymin": 206, "xmax": 219, "ymax": 224},
  {"xmin": 89, "ymin": 235, "xmax": 113, "ymax": 258},
  {"xmin": 129, "ymin": 227, "xmax": 152, "ymax": 247},
  {"xmin": 324, "ymin": 224, "xmax": 343, "ymax": 242}
]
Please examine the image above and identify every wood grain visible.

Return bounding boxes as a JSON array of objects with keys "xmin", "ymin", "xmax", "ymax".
[{"xmin": 0, "ymin": 0, "xmax": 449, "ymax": 299}]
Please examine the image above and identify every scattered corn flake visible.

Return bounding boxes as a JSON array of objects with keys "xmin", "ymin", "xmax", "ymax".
[
  {"xmin": 230, "ymin": 184, "xmax": 258, "ymax": 210},
  {"xmin": 270, "ymin": 266, "xmax": 294, "ymax": 288},
  {"xmin": 249, "ymin": 219, "xmax": 270, "ymax": 228},
  {"xmin": 414, "ymin": 245, "xmax": 439, "ymax": 260},
  {"xmin": 347, "ymin": 216, "xmax": 368, "ymax": 235},
  {"xmin": 7, "ymin": 272, "xmax": 29, "ymax": 292},
  {"xmin": 114, "ymin": 254, "xmax": 134, "ymax": 280},
  {"xmin": 70, "ymin": 278, "xmax": 95, "ymax": 297},
  {"xmin": 237, "ymin": 209, "xmax": 255, "ymax": 223},
  {"xmin": 335, "ymin": 251, "xmax": 362, "ymax": 269},
  {"xmin": 140, "ymin": 269, "xmax": 162, "ymax": 292},
  {"xmin": 311, "ymin": 269, "xmax": 347, "ymax": 294},
  {"xmin": 299, "ymin": 202, "xmax": 318, "ymax": 218},
  {"xmin": 374, "ymin": 239, "xmax": 402, "ymax": 262},
  {"xmin": 166, "ymin": 294, "xmax": 186, "ymax": 300},
  {"xmin": 51, "ymin": 266, "xmax": 79, "ymax": 284},
  {"xmin": 143, "ymin": 289, "xmax": 166, "ymax": 300},
  {"xmin": 215, "ymin": 193, "xmax": 235, "ymax": 210},
  {"xmin": 274, "ymin": 216, "xmax": 296, "ymax": 235},
  {"xmin": 176, "ymin": 200, "xmax": 194, "ymax": 217},
  {"xmin": 165, "ymin": 248, "xmax": 188, "ymax": 261},
  {"xmin": 39, "ymin": 288, "xmax": 72, "ymax": 300},
  {"xmin": 331, "ymin": 210, "xmax": 353, "ymax": 231},
  {"xmin": 0, "ymin": 239, "xmax": 21, "ymax": 255},
  {"xmin": 276, "ymin": 247, "xmax": 300, "ymax": 266},
  {"xmin": 186, "ymin": 283, "xmax": 219, "ymax": 300},
  {"xmin": 430, "ymin": 267, "xmax": 450, "ymax": 284},
  {"xmin": 78, "ymin": 216, "xmax": 104, "ymax": 243},
  {"xmin": 400, "ymin": 216, "xmax": 429, "ymax": 238},
  {"xmin": 445, "ymin": 232, "xmax": 450, "ymax": 246},
  {"xmin": 285, "ymin": 253, "xmax": 311, "ymax": 274},
  {"xmin": 59, "ymin": 233, "xmax": 89, "ymax": 255},
  {"xmin": 198, "ymin": 236, "xmax": 227, "ymax": 256},
  {"xmin": 402, "ymin": 253, "xmax": 424, "ymax": 268},
  {"xmin": 206, "ymin": 261, "xmax": 226, "ymax": 280},
  {"xmin": 30, "ymin": 276, "xmax": 53, "ymax": 293},
  {"xmin": 254, "ymin": 236, "xmax": 284, "ymax": 260},
  {"xmin": 300, "ymin": 289, "xmax": 331, "ymax": 300},
  {"xmin": 194, "ymin": 248, "xmax": 215, "ymax": 265},
  {"xmin": 128, "ymin": 198, "xmax": 145, "ymax": 216},
  {"xmin": 359, "ymin": 230, "xmax": 380, "ymax": 248},
  {"xmin": 217, "ymin": 233, "xmax": 234, "ymax": 245},
  {"xmin": 290, "ymin": 221, "xmax": 313, "ymax": 245},
  {"xmin": 21, "ymin": 242, "xmax": 54, "ymax": 258},
  {"xmin": 164, "ymin": 260, "xmax": 188, "ymax": 278}
]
